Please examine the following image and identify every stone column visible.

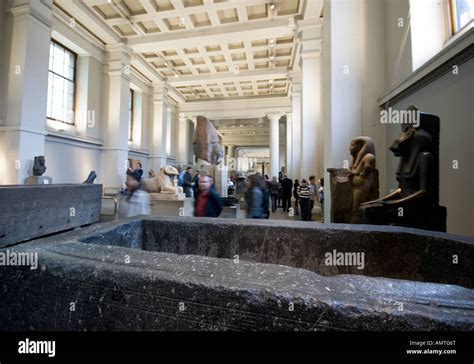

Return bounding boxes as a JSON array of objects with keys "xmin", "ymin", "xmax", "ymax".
[
  {"xmin": 300, "ymin": 24, "xmax": 322, "ymax": 181},
  {"xmin": 177, "ymin": 112, "xmax": 189, "ymax": 166},
  {"xmin": 227, "ymin": 144, "xmax": 235, "ymax": 158},
  {"xmin": 279, "ymin": 120, "xmax": 286, "ymax": 174},
  {"xmin": 227, "ymin": 144, "xmax": 235, "ymax": 167},
  {"xmin": 289, "ymin": 72, "xmax": 302, "ymax": 180},
  {"xmin": 100, "ymin": 44, "xmax": 132, "ymax": 188},
  {"xmin": 190, "ymin": 116, "xmax": 197, "ymax": 164},
  {"xmin": 322, "ymin": 0, "xmax": 387, "ymax": 223},
  {"xmin": 268, "ymin": 113, "xmax": 281, "ymax": 178},
  {"xmin": 285, "ymin": 113, "xmax": 293, "ymax": 178},
  {"xmin": 1, "ymin": 0, "xmax": 52, "ymax": 184},
  {"xmin": 148, "ymin": 82, "xmax": 169, "ymax": 171}
]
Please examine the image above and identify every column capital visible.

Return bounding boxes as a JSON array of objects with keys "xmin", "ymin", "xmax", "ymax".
[
  {"xmin": 10, "ymin": 0, "xmax": 53, "ymax": 29},
  {"xmin": 266, "ymin": 113, "xmax": 283, "ymax": 121},
  {"xmin": 105, "ymin": 43, "xmax": 134, "ymax": 63},
  {"xmin": 289, "ymin": 71, "xmax": 302, "ymax": 82},
  {"xmin": 289, "ymin": 72, "xmax": 302, "ymax": 96},
  {"xmin": 298, "ymin": 24, "xmax": 322, "ymax": 60},
  {"xmin": 104, "ymin": 44, "xmax": 132, "ymax": 79},
  {"xmin": 152, "ymin": 82, "xmax": 169, "ymax": 104}
]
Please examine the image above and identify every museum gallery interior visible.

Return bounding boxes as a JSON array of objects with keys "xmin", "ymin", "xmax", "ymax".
[{"xmin": 0, "ymin": 0, "xmax": 473, "ymax": 334}]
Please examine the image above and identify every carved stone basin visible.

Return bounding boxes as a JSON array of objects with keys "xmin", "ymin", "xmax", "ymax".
[{"xmin": 0, "ymin": 217, "xmax": 473, "ymax": 331}]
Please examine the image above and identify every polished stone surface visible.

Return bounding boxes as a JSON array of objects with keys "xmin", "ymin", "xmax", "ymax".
[{"xmin": 0, "ymin": 217, "xmax": 472, "ymax": 331}]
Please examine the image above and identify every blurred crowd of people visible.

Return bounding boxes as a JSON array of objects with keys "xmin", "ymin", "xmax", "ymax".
[
  {"xmin": 117, "ymin": 161, "xmax": 324, "ymax": 222},
  {"xmin": 245, "ymin": 172, "xmax": 324, "ymax": 222}
]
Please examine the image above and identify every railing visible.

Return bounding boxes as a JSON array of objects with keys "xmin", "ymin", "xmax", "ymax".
[{"xmin": 101, "ymin": 187, "xmax": 121, "ymax": 219}]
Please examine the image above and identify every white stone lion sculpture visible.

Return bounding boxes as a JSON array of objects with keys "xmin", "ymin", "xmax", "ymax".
[{"xmin": 142, "ymin": 165, "xmax": 183, "ymax": 194}]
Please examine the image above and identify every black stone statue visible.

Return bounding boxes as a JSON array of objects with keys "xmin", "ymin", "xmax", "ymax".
[
  {"xmin": 32, "ymin": 156, "xmax": 46, "ymax": 176},
  {"xmin": 83, "ymin": 171, "xmax": 97, "ymax": 184},
  {"xmin": 360, "ymin": 108, "xmax": 447, "ymax": 232}
]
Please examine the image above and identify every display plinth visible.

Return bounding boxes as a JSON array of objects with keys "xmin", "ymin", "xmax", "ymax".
[
  {"xmin": 149, "ymin": 195, "xmax": 193, "ymax": 217},
  {"xmin": 25, "ymin": 176, "xmax": 53, "ymax": 185}
]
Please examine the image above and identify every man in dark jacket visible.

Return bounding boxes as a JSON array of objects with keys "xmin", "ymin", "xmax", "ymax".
[
  {"xmin": 194, "ymin": 175, "xmax": 223, "ymax": 218},
  {"xmin": 281, "ymin": 174, "xmax": 293, "ymax": 212},
  {"xmin": 183, "ymin": 166, "xmax": 193, "ymax": 197}
]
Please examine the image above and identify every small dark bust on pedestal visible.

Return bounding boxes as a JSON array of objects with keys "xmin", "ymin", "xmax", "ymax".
[
  {"xmin": 32, "ymin": 156, "xmax": 46, "ymax": 176},
  {"xmin": 360, "ymin": 107, "xmax": 447, "ymax": 232},
  {"xmin": 25, "ymin": 156, "xmax": 53, "ymax": 185},
  {"xmin": 328, "ymin": 137, "xmax": 379, "ymax": 223}
]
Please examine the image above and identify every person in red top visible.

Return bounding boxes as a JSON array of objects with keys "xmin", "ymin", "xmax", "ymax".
[{"xmin": 194, "ymin": 174, "xmax": 223, "ymax": 218}]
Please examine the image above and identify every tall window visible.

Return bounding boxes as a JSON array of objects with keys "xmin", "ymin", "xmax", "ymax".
[
  {"xmin": 128, "ymin": 89, "xmax": 134, "ymax": 141},
  {"xmin": 450, "ymin": 0, "xmax": 473, "ymax": 33},
  {"xmin": 46, "ymin": 41, "xmax": 76, "ymax": 124}
]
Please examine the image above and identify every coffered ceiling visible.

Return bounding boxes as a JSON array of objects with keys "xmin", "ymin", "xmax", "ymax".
[{"xmin": 54, "ymin": 0, "xmax": 323, "ymax": 102}]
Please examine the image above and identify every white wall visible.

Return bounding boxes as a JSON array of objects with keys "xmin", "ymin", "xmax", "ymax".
[
  {"xmin": 44, "ymin": 137, "xmax": 101, "ymax": 184},
  {"xmin": 384, "ymin": 0, "xmax": 413, "ymax": 90},
  {"xmin": 382, "ymin": 0, "xmax": 473, "ymax": 236},
  {"xmin": 385, "ymin": 59, "xmax": 474, "ymax": 237}
]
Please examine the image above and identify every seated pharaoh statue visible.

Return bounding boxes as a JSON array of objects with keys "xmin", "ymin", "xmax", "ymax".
[
  {"xmin": 360, "ymin": 107, "xmax": 447, "ymax": 232},
  {"xmin": 328, "ymin": 137, "xmax": 379, "ymax": 223}
]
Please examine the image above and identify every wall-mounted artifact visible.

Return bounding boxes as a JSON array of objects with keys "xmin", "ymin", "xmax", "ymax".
[
  {"xmin": 360, "ymin": 107, "xmax": 447, "ymax": 232},
  {"xmin": 328, "ymin": 136, "xmax": 379, "ymax": 223}
]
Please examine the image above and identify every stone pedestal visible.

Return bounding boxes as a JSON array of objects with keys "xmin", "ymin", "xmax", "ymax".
[
  {"xmin": 150, "ymin": 195, "xmax": 193, "ymax": 217},
  {"xmin": 150, "ymin": 192, "xmax": 185, "ymax": 201},
  {"xmin": 25, "ymin": 176, "xmax": 53, "ymax": 185},
  {"xmin": 220, "ymin": 204, "xmax": 241, "ymax": 219}
]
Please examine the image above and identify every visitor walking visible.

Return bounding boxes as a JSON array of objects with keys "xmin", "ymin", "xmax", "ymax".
[
  {"xmin": 118, "ymin": 170, "xmax": 150, "ymax": 219},
  {"xmin": 134, "ymin": 162, "xmax": 143, "ymax": 179},
  {"xmin": 177, "ymin": 166, "xmax": 185, "ymax": 187},
  {"xmin": 183, "ymin": 166, "xmax": 193, "ymax": 198},
  {"xmin": 309, "ymin": 176, "xmax": 319, "ymax": 221},
  {"xmin": 194, "ymin": 175, "xmax": 223, "ymax": 218},
  {"xmin": 246, "ymin": 174, "xmax": 264, "ymax": 219},
  {"xmin": 277, "ymin": 171, "xmax": 283, "ymax": 208},
  {"xmin": 293, "ymin": 179, "xmax": 300, "ymax": 216},
  {"xmin": 269, "ymin": 176, "xmax": 279, "ymax": 212},
  {"xmin": 260, "ymin": 174, "xmax": 270, "ymax": 219},
  {"xmin": 192, "ymin": 170, "xmax": 200, "ymax": 197},
  {"xmin": 297, "ymin": 179, "xmax": 312, "ymax": 221},
  {"xmin": 281, "ymin": 174, "xmax": 293, "ymax": 212},
  {"xmin": 319, "ymin": 178, "xmax": 325, "ymax": 223}
]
